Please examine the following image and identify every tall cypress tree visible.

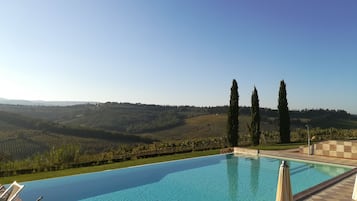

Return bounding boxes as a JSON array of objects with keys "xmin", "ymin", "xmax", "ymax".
[
  {"xmin": 278, "ymin": 80, "xmax": 290, "ymax": 143},
  {"xmin": 251, "ymin": 87, "xmax": 260, "ymax": 146},
  {"xmin": 227, "ymin": 79, "xmax": 239, "ymax": 147}
]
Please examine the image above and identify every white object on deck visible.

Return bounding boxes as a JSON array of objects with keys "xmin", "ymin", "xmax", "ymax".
[
  {"xmin": 0, "ymin": 181, "xmax": 24, "ymax": 201},
  {"xmin": 276, "ymin": 160, "xmax": 293, "ymax": 201}
]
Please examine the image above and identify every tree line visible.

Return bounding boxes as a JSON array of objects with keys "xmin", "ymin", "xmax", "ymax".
[{"xmin": 227, "ymin": 79, "xmax": 291, "ymax": 146}]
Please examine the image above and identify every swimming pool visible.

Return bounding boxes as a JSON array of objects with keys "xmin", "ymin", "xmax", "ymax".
[{"xmin": 20, "ymin": 154, "xmax": 351, "ymax": 201}]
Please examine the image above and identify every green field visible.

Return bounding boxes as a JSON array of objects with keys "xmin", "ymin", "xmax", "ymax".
[{"xmin": 0, "ymin": 149, "xmax": 220, "ymax": 184}]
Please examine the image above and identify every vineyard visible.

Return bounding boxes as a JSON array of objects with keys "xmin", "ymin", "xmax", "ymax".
[
  {"xmin": 2, "ymin": 126, "xmax": 357, "ymax": 177},
  {"xmin": 0, "ymin": 128, "xmax": 142, "ymax": 160}
]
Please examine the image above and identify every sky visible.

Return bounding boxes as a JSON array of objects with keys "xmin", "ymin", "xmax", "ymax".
[{"xmin": 0, "ymin": 0, "xmax": 356, "ymax": 114}]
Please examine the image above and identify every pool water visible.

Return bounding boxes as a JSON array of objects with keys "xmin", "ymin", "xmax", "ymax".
[{"xmin": 21, "ymin": 154, "xmax": 350, "ymax": 201}]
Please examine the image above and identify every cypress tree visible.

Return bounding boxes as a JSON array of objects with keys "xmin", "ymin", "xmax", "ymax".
[
  {"xmin": 227, "ymin": 79, "xmax": 239, "ymax": 147},
  {"xmin": 251, "ymin": 87, "xmax": 260, "ymax": 145},
  {"xmin": 278, "ymin": 80, "xmax": 290, "ymax": 143}
]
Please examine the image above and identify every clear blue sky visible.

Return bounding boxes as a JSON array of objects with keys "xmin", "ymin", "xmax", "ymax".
[{"xmin": 0, "ymin": 0, "xmax": 356, "ymax": 114}]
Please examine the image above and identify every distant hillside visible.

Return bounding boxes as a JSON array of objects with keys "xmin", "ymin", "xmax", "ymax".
[
  {"xmin": 0, "ymin": 97, "xmax": 96, "ymax": 106},
  {"xmin": 0, "ymin": 103, "xmax": 215, "ymax": 133},
  {"xmin": 0, "ymin": 102, "xmax": 356, "ymax": 159},
  {"xmin": 0, "ymin": 103, "xmax": 356, "ymax": 133},
  {"xmin": 290, "ymin": 109, "xmax": 357, "ymax": 128},
  {"xmin": 0, "ymin": 110, "xmax": 154, "ymax": 160}
]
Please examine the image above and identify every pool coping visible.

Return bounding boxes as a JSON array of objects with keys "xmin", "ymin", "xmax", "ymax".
[
  {"xmin": 259, "ymin": 153, "xmax": 355, "ymax": 168},
  {"xmin": 21, "ymin": 153, "xmax": 229, "ymax": 184}
]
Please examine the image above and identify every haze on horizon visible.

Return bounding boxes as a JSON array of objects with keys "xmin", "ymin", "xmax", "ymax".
[{"xmin": 0, "ymin": 1, "xmax": 356, "ymax": 114}]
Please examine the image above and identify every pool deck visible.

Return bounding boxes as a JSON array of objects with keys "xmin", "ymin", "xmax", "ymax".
[{"xmin": 260, "ymin": 148, "xmax": 357, "ymax": 201}]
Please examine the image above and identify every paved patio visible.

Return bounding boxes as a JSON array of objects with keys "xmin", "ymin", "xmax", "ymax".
[{"xmin": 260, "ymin": 148, "xmax": 357, "ymax": 201}]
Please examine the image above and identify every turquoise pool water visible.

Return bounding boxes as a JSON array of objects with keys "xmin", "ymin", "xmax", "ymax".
[{"xmin": 21, "ymin": 154, "xmax": 350, "ymax": 201}]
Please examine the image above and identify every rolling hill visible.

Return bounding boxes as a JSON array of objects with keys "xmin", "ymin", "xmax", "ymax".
[
  {"xmin": 0, "ymin": 110, "xmax": 154, "ymax": 160},
  {"xmin": 0, "ymin": 102, "xmax": 356, "ymax": 160}
]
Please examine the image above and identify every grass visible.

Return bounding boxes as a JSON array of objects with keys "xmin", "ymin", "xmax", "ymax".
[
  {"xmin": 0, "ymin": 149, "xmax": 220, "ymax": 184},
  {"xmin": 249, "ymin": 142, "xmax": 305, "ymax": 150}
]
